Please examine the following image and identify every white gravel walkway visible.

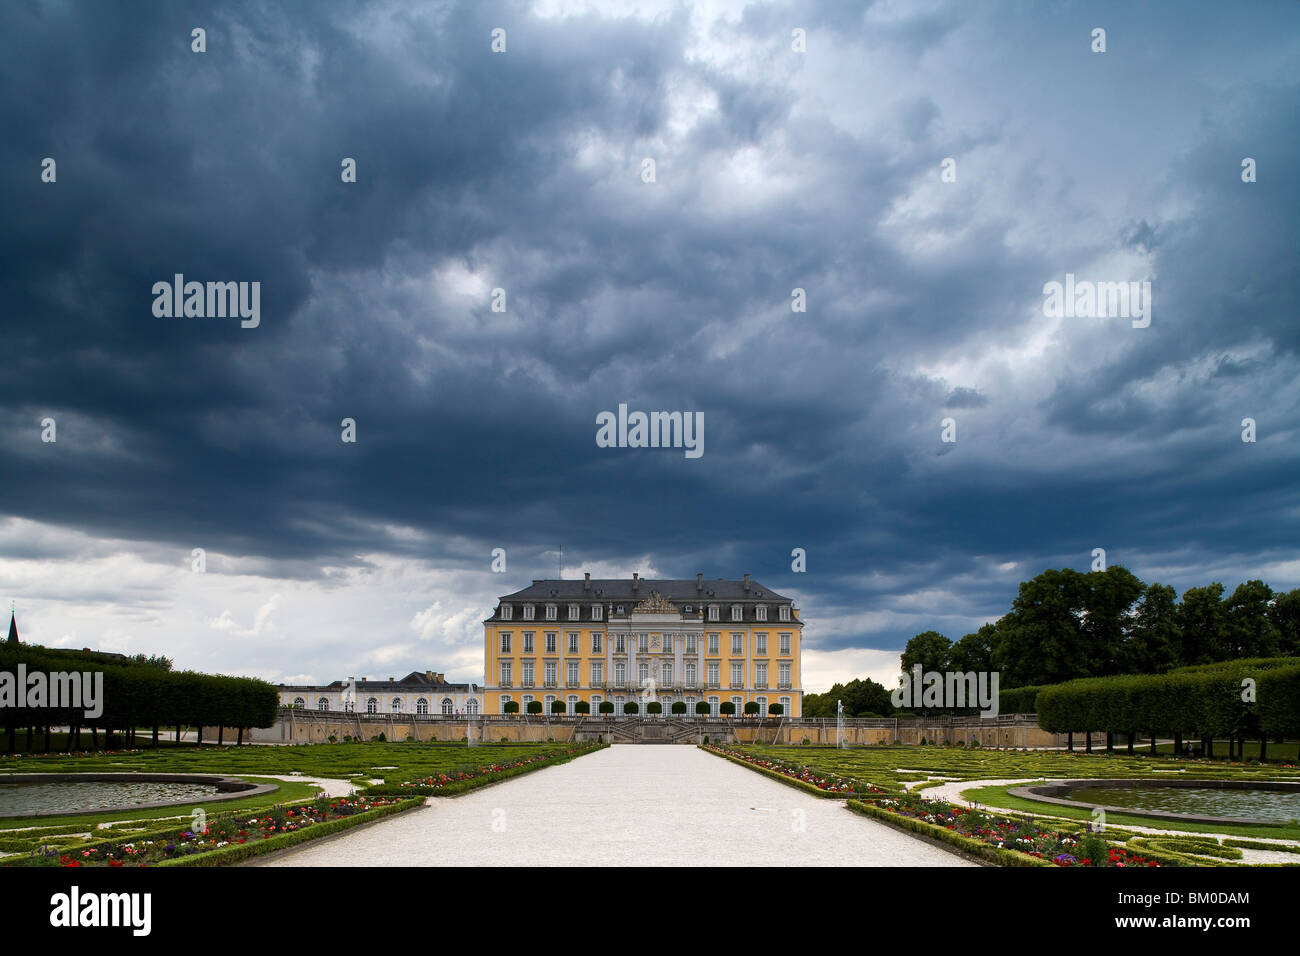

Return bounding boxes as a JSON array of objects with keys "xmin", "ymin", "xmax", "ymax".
[{"xmin": 256, "ymin": 745, "xmax": 976, "ymax": 867}]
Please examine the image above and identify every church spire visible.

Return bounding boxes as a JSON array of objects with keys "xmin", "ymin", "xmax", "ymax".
[{"xmin": 6, "ymin": 605, "xmax": 17, "ymax": 644}]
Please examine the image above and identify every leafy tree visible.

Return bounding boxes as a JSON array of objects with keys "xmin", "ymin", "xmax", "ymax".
[
  {"xmin": 695, "ymin": 701, "xmax": 711, "ymax": 715},
  {"xmin": 1177, "ymin": 583, "xmax": 1226, "ymax": 665},
  {"xmin": 743, "ymin": 701, "xmax": 760, "ymax": 715},
  {"xmin": 1268, "ymin": 588, "xmax": 1300, "ymax": 656},
  {"xmin": 1223, "ymin": 580, "xmax": 1280, "ymax": 659},
  {"xmin": 1122, "ymin": 583, "xmax": 1182, "ymax": 674},
  {"xmin": 671, "ymin": 701, "xmax": 687, "ymax": 715},
  {"xmin": 719, "ymin": 701, "xmax": 735, "ymax": 716},
  {"xmin": 949, "ymin": 624, "xmax": 995, "ymax": 674},
  {"xmin": 1079, "ymin": 566, "xmax": 1145, "ymax": 676},
  {"xmin": 900, "ymin": 631, "xmax": 952, "ymax": 675},
  {"xmin": 992, "ymin": 569, "xmax": 1092, "ymax": 686}
]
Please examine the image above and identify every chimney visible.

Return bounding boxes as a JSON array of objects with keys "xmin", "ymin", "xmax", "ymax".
[
  {"xmin": 696, "ymin": 572, "xmax": 703, "ymax": 590},
  {"xmin": 743, "ymin": 573, "xmax": 751, "ymax": 591},
  {"xmin": 632, "ymin": 572, "xmax": 639, "ymax": 591},
  {"xmin": 584, "ymin": 572, "xmax": 591, "ymax": 591}
]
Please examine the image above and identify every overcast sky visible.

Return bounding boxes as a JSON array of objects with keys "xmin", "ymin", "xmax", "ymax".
[{"xmin": 2, "ymin": 0, "xmax": 1297, "ymax": 693}]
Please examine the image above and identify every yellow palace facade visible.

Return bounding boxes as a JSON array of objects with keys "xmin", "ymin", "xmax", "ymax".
[{"xmin": 483, "ymin": 573, "xmax": 803, "ymax": 717}]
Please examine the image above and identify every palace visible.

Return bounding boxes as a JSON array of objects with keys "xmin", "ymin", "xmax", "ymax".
[
  {"xmin": 278, "ymin": 671, "xmax": 483, "ymax": 716},
  {"xmin": 484, "ymin": 573, "xmax": 804, "ymax": 717}
]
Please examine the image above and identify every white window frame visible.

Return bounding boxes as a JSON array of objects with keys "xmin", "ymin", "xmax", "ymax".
[
  {"xmin": 756, "ymin": 633, "xmax": 768, "ymax": 655},
  {"xmin": 521, "ymin": 661, "xmax": 534, "ymax": 687},
  {"xmin": 708, "ymin": 605, "xmax": 719, "ymax": 622},
  {"xmin": 591, "ymin": 661, "xmax": 603, "ymax": 685},
  {"xmin": 731, "ymin": 604, "xmax": 743, "ymax": 621},
  {"xmin": 544, "ymin": 661, "xmax": 557, "ymax": 688},
  {"xmin": 499, "ymin": 662, "xmax": 512, "ymax": 687},
  {"xmin": 569, "ymin": 604, "xmax": 580, "ymax": 620},
  {"xmin": 592, "ymin": 632, "xmax": 603, "ymax": 652},
  {"xmin": 567, "ymin": 661, "xmax": 580, "ymax": 687},
  {"xmin": 756, "ymin": 605, "xmax": 767, "ymax": 622},
  {"xmin": 545, "ymin": 632, "xmax": 557, "ymax": 653},
  {"xmin": 731, "ymin": 632, "xmax": 743, "ymax": 655},
  {"xmin": 500, "ymin": 632, "xmax": 512, "ymax": 653},
  {"xmin": 779, "ymin": 605, "xmax": 790, "ymax": 622},
  {"xmin": 730, "ymin": 662, "xmax": 743, "ymax": 687},
  {"xmin": 708, "ymin": 633, "xmax": 720, "ymax": 654},
  {"xmin": 524, "ymin": 631, "xmax": 534, "ymax": 653},
  {"xmin": 568, "ymin": 631, "xmax": 579, "ymax": 653},
  {"xmin": 524, "ymin": 604, "xmax": 535, "ymax": 620},
  {"xmin": 546, "ymin": 604, "xmax": 557, "ymax": 621},
  {"xmin": 501, "ymin": 604, "xmax": 512, "ymax": 620},
  {"xmin": 592, "ymin": 604, "xmax": 603, "ymax": 621},
  {"xmin": 779, "ymin": 662, "xmax": 791, "ymax": 689},
  {"xmin": 780, "ymin": 633, "xmax": 792, "ymax": 655}
]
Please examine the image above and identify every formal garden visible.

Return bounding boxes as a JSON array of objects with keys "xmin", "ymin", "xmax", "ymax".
[
  {"xmin": 0, "ymin": 739, "xmax": 605, "ymax": 866},
  {"xmin": 703, "ymin": 742, "xmax": 1300, "ymax": 867}
]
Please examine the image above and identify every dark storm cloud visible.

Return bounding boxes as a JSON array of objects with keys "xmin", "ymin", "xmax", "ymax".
[{"xmin": 1, "ymin": 0, "xmax": 1297, "ymax": 662}]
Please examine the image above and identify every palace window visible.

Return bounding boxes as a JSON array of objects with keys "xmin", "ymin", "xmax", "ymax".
[
  {"xmin": 756, "ymin": 696, "xmax": 767, "ymax": 713},
  {"xmin": 523, "ymin": 632, "xmax": 534, "ymax": 653},
  {"xmin": 780, "ymin": 696, "xmax": 791, "ymax": 714},
  {"xmin": 567, "ymin": 661, "xmax": 579, "ymax": 686},
  {"xmin": 523, "ymin": 604, "xmax": 535, "ymax": 620},
  {"xmin": 499, "ymin": 663, "xmax": 512, "ymax": 687},
  {"xmin": 780, "ymin": 633, "xmax": 791, "ymax": 655},
  {"xmin": 731, "ymin": 696, "xmax": 743, "ymax": 714},
  {"xmin": 592, "ymin": 632, "xmax": 602, "ymax": 653},
  {"xmin": 467, "ymin": 698, "xmax": 479, "ymax": 715},
  {"xmin": 291, "ymin": 697, "xmax": 305, "ymax": 709},
  {"xmin": 591, "ymin": 694, "xmax": 603, "ymax": 712},
  {"xmin": 663, "ymin": 633, "xmax": 673, "ymax": 653},
  {"xmin": 441, "ymin": 698, "xmax": 454, "ymax": 715},
  {"xmin": 366, "ymin": 698, "xmax": 378, "ymax": 714},
  {"xmin": 662, "ymin": 662, "xmax": 672, "ymax": 685},
  {"xmin": 616, "ymin": 605, "xmax": 625, "ymax": 615},
  {"xmin": 756, "ymin": 605, "xmax": 767, "ymax": 622},
  {"xmin": 708, "ymin": 633, "xmax": 719, "ymax": 654},
  {"xmin": 545, "ymin": 632, "xmax": 557, "ymax": 653},
  {"xmin": 591, "ymin": 662, "xmax": 603, "ymax": 685},
  {"xmin": 685, "ymin": 662, "xmax": 696, "ymax": 686},
  {"xmin": 567, "ymin": 695, "xmax": 578, "ymax": 714},
  {"xmin": 756, "ymin": 662, "xmax": 768, "ymax": 689},
  {"xmin": 756, "ymin": 633, "xmax": 768, "ymax": 655},
  {"xmin": 731, "ymin": 633, "xmax": 744, "ymax": 655},
  {"xmin": 638, "ymin": 633, "xmax": 649, "ymax": 653},
  {"xmin": 500, "ymin": 632, "xmax": 512, "ymax": 653},
  {"xmin": 615, "ymin": 662, "xmax": 626, "ymax": 685},
  {"xmin": 731, "ymin": 605, "xmax": 743, "ymax": 621},
  {"xmin": 317, "ymin": 697, "xmax": 328, "ymax": 711},
  {"xmin": 544, "ymin": 662, "xmax": 557, "ymax": 687},
  {"xmin": 708, "ymin": 695, "xmax": 720, "ymax": 716},
  {"xmin": 568, "ymin": 632, "xmax": 579, "ymax": 653},
  {"xmin": 545, "ymin": 604, "xmax": 557, "ymax": 621},
  {"xmin": 545, "ymin": 695, "xmax": 556, "ymax": 711},
  {"xmin": 615, "ymin": 634, "xmax": 625, "ymax": 653},
  {"xmin": 569, "ymin": 604, "xmax": 580, "ymax": 621},
  {"xmin": 521, "ymin": 662, "xmax": 534, "ymax": 687},
  {"xmin": 416, "ymin": 698, "xmax": 429, "ymax": 715},
  {"xmin": 391, "ymin": 698, "xmax": 403, "ymax": 712},
  {"xmin": 686, "ymin": 635, "xmax": 697, "ymax": 654},
  {"xmin": 730, "ymin": 662, "xmax": 743, "ymax": 688},
  {"xmin": 500, "ymin": 695, "xmax": 512, "ymax": 714},
  {"xmin": 592, "ymin": 604, "xmax": 603, "ymax": 621},
  {"xmin": 779, "ymin": 662, "xmax": 791, "ymax": 689},
  {"xmin": 638, "ymin": 662, "xmax": 649, "ymax": 682},
  {"xmin": 779, "ymin": 605, "xmax": 791, "ymax": 622},
  {"xmin": 708, "ymin": 605, "xmax": 719, "ymax": 622},
  {"xmin": 707, "ymin": 662, "xmax": 719, "ymax": 688},
  {"xmin": 501, "ymin": 605, "xmax": 512, "ymax": 620}
]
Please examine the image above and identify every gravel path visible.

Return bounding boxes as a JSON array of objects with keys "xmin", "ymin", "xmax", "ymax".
[{"xmin": 256, "ymin": 745, "xmax": 976, "ymax": 867}]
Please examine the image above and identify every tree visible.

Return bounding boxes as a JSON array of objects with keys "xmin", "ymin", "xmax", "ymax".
[
  {"xmin": 842, "ymin": 678, "xmax": 894, "ymax": 717},
  {"xmin": 695, "ymin": 701, "xmax": 711, "ymax": 715},
  {"xmin": 991, "ymin": 569, "xmax": 1092, "ymax": 686},
  {"xmin": 1269, "ymin": 588, "xmax": 1300, "ymax": 656},
  {"xmin": 719, "ymin": 701, "xmax": 735, "ymax": 716},
  {"xmin": 1079, "ymin": 566, "xmax": 1145, "ymax": 676},
  {"xmin": 768, "ymin": 703, "xmax": 783, "ymax": 716},
  {"xmin": 551, "ymin": 699, "xmax": 567, "ymax": 715},
  {"xmin": 671, "ymin": 701, "xmax": 687, "ymax": 715},
  {"xmin": 526, "ymin": 700, "xmax": 543, "ymax": 715},
  {"xmin": 503, "ymin": 700, "xmax": 520, "ymax": 714},
  {"xmin": 646, "ymin": 701, "xmax": 662, "ymax": 715},
  {"xmin": 623, "ymin": 701, "xmax": 639, "ymax": 715},
  {"xmin": 574, "ymin": 701, "xmax": 590, "ymax": 715},
  {"xmin": 744, "ymin": 701, "xmax": 760, "ymax": 716},
  {"xmin": 1177, "ymin": 583, "xmax": 1226, "ymax": 665},
  {"xmin": 949, "ymin": 624, "xmax": 995, "ymax": 674},
  {"xmin": 1122, "ymin": 583, "xmax": 1182, "ymax": 674},
  {"xmin": 1224, "ymin": 580, "xmax": 1280, "ymax": 659},
  {"xmin": 900, "ymin": 631, "xmax": 952, "ymax": 676},
  {"xmin": 599, "ymin": 700, "xmax": 615, "ymax": 715}
]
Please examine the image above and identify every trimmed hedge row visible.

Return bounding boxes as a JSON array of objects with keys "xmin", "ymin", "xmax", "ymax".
[
  {"xmin": 999, "ymin": 685, "xmax": 1047, "ymax": 714},
  {"xmin": 700, "ymin": 747, "xmax": 886, "ymax": 799},
  {"xmin": 0, "ymin": 644, "xmax": 278, "ymax": 733},
  {"xmin": 1035, "ymin": 658, "xmax": 1300, "ymax": 739},
  {"xmin": 1223, "ymin": 838, "xmax": 1300, "ymax": 854},
  {"xmin": 156, "ymin": 797, "xmax": 424, "ymax": 867},
  {"xmin": 1128, "ymin": 836, "xmax": 1243, "ymax": 860},
  {"xmin": 844, "ymin": 800, "xmax": 1052, "ymax": 867}
]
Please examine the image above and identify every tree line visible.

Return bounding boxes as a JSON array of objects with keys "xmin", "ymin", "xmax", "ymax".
[{"xmin": 1, "ymin": 643, "xmax": 279, "ymax": 752}]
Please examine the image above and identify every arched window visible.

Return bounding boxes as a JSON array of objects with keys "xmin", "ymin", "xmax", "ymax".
[
  {"xmin": 500, "ymin": 695, "xmax": 512, "ymax": 714},
  {"xmin": 416, "ymin": 698, "xmax": 429, "ymax": 715},
  {"xmin": 366, "ymin": 698, "xmax": 378, "ymax": 714},
  {"xmin": 466, "ymin": 698, "xmax": 479, "ymax": 715},
  {"xmin": 708, "ymin": 695, "xmax": 720, "ymax": 716},
  {"xmin": 317, "ymin": 697, "xmax": 328, "ymax": 711},
  {"xmin": 391, "ymin": 698, "xmax": 403, "ymax": 713},
  {"xmin": 292, "ymin": 697, "xmax": 305, "ymax": 709},
  {"xmin": 780, "ymin": 696, "xmax": 791, "ymax": 715},
  {"xmin": 567, "ymin": 694, "xmax": 578, "ymax": 715},
  {"xmin": 441, "ymin": 698, "xmax": 454, "ymax": 715}
]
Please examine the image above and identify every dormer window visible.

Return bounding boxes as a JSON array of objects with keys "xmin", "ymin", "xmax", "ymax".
[
  {"xmin": 524, "ymin": 604, "xmax": 535, "ymax": 621},
  {"xmin": 779, "ymin": 605, "xmax": 791, "ymax": 622},
  {"xmin": 708, "ymin": 605, "xmax": 719, "ymax": 622},
  {"xmin": 545, "ymin": 604, "xmax": 557, "ymax": 621},
  {"xmin": 568, "ymin": 604, "xmax": 580, "ymax": 620},
  {"xmin": 616, "ymin": 605, "xmax": 625, "ymax": 615},
  {"xmin": 756, "ymin": 605, "xmax": 767, "ymax": 622},
  {"xmin": 731, "ymin": 604, "xmax": 743, "ymax": 621},
  {"xmin": 501, "ymin": 604, "xmax": 513, "ymax": 621},
  {"xmin": 592, "ymin": 605, "xmax": 603, "ymax": 621}
]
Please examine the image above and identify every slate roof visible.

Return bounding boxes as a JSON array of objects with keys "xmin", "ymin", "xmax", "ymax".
[
  {"xmin": 486, "ymin": 577, "xmax": 801, "ymax": 625},
  {"xmin": 280, "ymin": 670, "xmax": 480, "ymax": 693}
]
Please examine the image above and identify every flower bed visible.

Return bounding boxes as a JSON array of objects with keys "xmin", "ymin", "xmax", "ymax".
[
  {"xmin": 5, "ymin": 794, "xmax": 420, "ymax": 867},
  {"xmin": 365, "ymin": 742, "xmax": 606, "ymax": 797},
  {"xmin": 702, "ymin": 745, "xmax": 885, "ymax": 798}
]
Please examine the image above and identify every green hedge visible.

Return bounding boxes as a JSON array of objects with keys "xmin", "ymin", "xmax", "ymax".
[
  {"xmin": 1035, "ymin": 659, "xmax": 1300, "ymax": 739},
  {"xmin": 844, "ymin": 800, "xmax": 1052, "ymax": 867},
  {"xmin": 0, "ymin": 644, "xmax": 278, "ymax": 733},
  {"xmin": 1128, "ymin": 836, "xmax": 1243, "ymax": 860},
  {"xmin": 363, "ymin": 744, "xmax": 607, "ymax": 797}
]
